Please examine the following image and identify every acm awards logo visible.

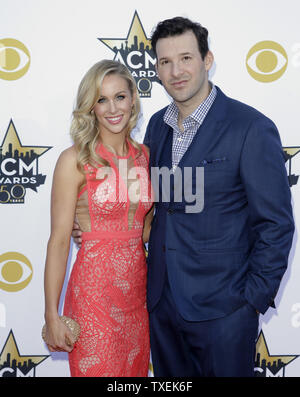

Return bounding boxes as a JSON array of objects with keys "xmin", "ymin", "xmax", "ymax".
[
  {"xmin": 0, "ymin": 330, "xmax": 48, "ymax": 377},
  {"xmin": 255, "ymin": 330, "xmax": 298, "ymax": 377},
  {"xmin": 98, "ymin": 11, "xmax": 160, "ymax": 97},
  {"xmin": 0, "ymin": 38, "xmax": 30, "ymax": 81},
  {"xmin": 0, "ymin": 119, "xmax": 51, "ymax": 204}
]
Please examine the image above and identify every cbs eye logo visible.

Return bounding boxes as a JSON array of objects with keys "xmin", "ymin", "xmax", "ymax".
[
  {"xmin": 0, "ymin": 252, "xmax": 33, "ymax": 292},
  {"xmin": 246, "ymin": 41, "xmax": 288, "ymax": 82},
  {"xmin": 0, "ymin": 38, "xmax": 31, "ymax": 81}
]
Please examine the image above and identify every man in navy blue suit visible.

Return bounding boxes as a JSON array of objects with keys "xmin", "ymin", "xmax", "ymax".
[
  {"xmin": 72, "ymin": 16, "xmax": 294, "ymax": 377},
  {"xmin": 143, "ymin": 16, "xmax": 294, "ymax": 377}
]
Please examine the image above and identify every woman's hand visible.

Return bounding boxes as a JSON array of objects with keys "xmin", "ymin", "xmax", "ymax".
[
  {"xmin": 72, "ymin": 221, "xmax": 82, "ymax": 248},
  {"xmin": 44, "ymin": 316, "xmax": 75, "ymax": 353},
  {"xmin": 143, "ymin": 206, "xmax": 154, "ymax": 243}
]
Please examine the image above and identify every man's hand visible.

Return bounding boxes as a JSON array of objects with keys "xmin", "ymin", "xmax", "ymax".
[{"xmin": 72, "ymin": 221, "xmax": 82, "ymax": 248}]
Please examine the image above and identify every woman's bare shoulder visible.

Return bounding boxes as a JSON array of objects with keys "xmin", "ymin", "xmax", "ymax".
[
  {"xmin": 54, "ymin": 145, "xmax": 83, "ymax": 182},
  {"xmin": 57, "ymin": 145, "xmax": 77, "ymax": 163}
]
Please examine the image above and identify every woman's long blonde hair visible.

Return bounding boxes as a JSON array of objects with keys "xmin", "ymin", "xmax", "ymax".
[{"xmin": 70, "ymin": 60, "xmax": 141, "ymax": 170}]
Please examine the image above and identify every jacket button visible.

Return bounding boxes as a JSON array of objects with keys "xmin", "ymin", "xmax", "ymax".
[
  {"xmin": 167, "ymin": 209, "xmax": 174, "ymax": 214},
  {"xmin": 162, "ymin": 245, "xmax": 166, "ymax": 252}
]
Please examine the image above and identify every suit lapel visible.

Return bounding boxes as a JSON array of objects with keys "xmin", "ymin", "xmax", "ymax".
[
  {"xmin": 153, "ymin": 87, "xmax": 230, "ymax": 172},
  {"xmin": 176, "ymin": 87, "xmax": 229, "ymax": 168},
  {"xmin": 155, "ymin": 120, "xmax": 173, "ymax": 169}
]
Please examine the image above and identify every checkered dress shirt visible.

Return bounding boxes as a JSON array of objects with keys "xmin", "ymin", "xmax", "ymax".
[{"xmin": 164, "ymin": 84, "xmax": 217, "ymax": 171}]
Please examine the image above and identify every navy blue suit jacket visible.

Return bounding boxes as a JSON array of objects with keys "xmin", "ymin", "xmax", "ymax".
[{"xmin": 144, "ymin": 86, "xmax": 294, "ymax": 321}]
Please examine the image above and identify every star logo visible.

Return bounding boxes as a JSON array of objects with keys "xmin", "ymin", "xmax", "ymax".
[
  {"xmin": 0, "ymin": 330, "xmax": 49, "ymax": 377},
  {"xmin": 283, "ymin": 146, "xmax": 300, "ymax": 187},
  {"xmin": 1, "ymin": 119, "xmax": 51, "ymax": 157},
  {"xmin": 100, "ymin": 11, "xmax": 151, "ymax": 55},
  {"xmin": 0, "ymin": 119, "xmax": 52, "ymax": 203},
  {"xmin": 98, "ymin": 11, "xmax": 160, "ymax": 97},
  {"xmin": 255, "ymin": 330, "xmax": 298, "ymax": 377}
]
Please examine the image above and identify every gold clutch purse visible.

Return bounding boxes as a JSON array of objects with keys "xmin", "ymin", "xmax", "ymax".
[{"xmin": 42, "ymin": 316, "xmax": 81, "ymax": 342}]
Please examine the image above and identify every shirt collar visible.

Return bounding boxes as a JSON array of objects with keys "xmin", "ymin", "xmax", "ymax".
[{"xmin": 164, "ymin": 83, "xmax": 217, "ymax": 130}]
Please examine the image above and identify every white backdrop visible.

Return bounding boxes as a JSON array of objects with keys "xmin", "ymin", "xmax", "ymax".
[{"xmin": 0, "ymin": 0, "xmax": 299, "ymax": 377}]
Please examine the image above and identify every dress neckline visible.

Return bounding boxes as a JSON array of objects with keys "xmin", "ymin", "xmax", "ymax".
[{"xmin": 99, "ymin": 139, "xmax": 132, "ymax": 160}]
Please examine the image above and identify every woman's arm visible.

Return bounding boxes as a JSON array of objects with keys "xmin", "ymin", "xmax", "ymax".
[
  {"xmin": 143, "ymin": 205, "xmax": 154, "ymax": 244},
  {"xmin": 141, "ymin": 143, "xmax": 154, "ymax": 244},
  {"xmin": 44, "ymin": 146, "xmax": 84, "ymax": 352}
]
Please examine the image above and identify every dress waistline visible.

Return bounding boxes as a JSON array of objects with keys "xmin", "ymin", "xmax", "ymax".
[{"xmin": 82, "ymin": 229, "xmax": 142, "ymax": 240}]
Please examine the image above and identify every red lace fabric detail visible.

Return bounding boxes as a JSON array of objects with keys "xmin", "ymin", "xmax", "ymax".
[{"xmin": 64, "ymin": 142, "xmax": 153, "ymax": 377}]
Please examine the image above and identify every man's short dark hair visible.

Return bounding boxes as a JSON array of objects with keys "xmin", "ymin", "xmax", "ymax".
[{"xmin": 151, "ymin": 17, "xmax": 209, "ymax": 60}]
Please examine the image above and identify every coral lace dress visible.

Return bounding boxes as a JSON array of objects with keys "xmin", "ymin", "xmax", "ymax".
[{"xmin": 63, "ymin": 141, "xmax": 152, "ymax": 377}]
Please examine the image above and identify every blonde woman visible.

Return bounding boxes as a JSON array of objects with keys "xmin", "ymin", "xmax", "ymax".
[{"xmin": 44, "ymin": 60, "xmax": 153, "ymax": 377}]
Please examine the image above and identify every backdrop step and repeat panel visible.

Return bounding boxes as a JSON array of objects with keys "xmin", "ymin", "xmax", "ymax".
[{"xmin": 1, "ymin": 0, "xmax": 299, "ymax": 378}]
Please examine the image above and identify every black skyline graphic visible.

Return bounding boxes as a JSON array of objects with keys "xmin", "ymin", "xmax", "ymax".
[
  {"xmin": 254, "ymin": 330, "xmax": 298, "ymax": 377},
  {"xmin": 1, "ymin": 352, "xmax": 37, "ymax": 377},
  {"xmin": 98, "ymin": 11, "xmax": 161, "ymax": 97},
  {"xmin": 255, "ymin": 352, "xmax": 287, "ymax": 377},
  {"xmin": 0, "ymin": 330, "xmax": 49, "ymax": 377}
]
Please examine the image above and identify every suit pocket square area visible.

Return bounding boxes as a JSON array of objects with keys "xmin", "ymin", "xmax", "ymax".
[
  {"xmin": 199, "ymin": 157, "xmax": 231, "ymax": 173},
  {"xmin": 200, "ymin": 157, "xmax": 228, "ymax": 166}
]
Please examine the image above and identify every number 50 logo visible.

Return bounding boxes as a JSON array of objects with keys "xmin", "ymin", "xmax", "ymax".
[{"xmin": 0, "ymin": 185, "xmax": 25, "ymax": 204}]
